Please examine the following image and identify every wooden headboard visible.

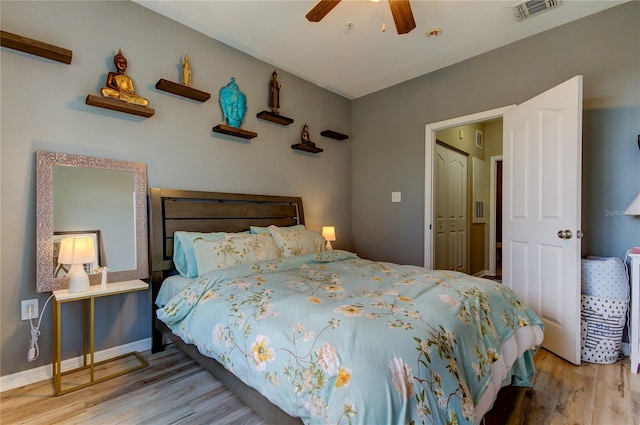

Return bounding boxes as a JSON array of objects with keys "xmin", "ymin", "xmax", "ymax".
[
  {"xmin": 149, "ymin": 188, "xmax": 304, "ymax": 273},
  {"xmin": 149, "ymin": 188, "xmax": 305, "ymax": 349}
]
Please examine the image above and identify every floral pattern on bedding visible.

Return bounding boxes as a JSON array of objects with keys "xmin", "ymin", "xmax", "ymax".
[
  {"xmin": 193, "ymin": 233, "xmax": 281, "ymax": 273},
  {"xmin": 157, "ymin": 250, "xmax": 543, "ymax": 425}
]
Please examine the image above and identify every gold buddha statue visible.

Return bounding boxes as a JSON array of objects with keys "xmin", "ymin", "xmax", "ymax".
[
  {"xmin": 101, "ymin": 49, "xmax": 149, "ymax": 107},
  {"xmin": 182, "ymin": 54, "xmax": 192, "ymax": 87}
]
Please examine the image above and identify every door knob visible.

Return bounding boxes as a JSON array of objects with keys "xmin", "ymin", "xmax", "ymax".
[
  {"xmin": 557, "ymin": 230, "xmax": 573, "ymax": 239},
  {"xmin": 577, "ymin": 230, "xmax": 584, "ymax": 239}
]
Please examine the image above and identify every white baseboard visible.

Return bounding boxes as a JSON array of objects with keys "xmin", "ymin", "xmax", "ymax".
[
  {"xmin": 0, "ymin": 338, "xmax": 151, "ymax": 393},
  {"xmin": 473, "ymin": 270, "xmax": 492, "ymax": 278}
]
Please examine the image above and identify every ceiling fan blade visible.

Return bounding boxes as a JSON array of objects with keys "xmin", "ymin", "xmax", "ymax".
[
  {"xmin": 388, "ymin": 0, "xmax": 416, "ymax": 34},
  {"xmin": 306, "ymin": 0, "xmax": 342, "ymax": 22}
]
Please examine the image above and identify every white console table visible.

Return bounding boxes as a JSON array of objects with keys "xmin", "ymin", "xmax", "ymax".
[{"xmin": 630, "ymin": 253, "xmax": 639, "ymax": 374}]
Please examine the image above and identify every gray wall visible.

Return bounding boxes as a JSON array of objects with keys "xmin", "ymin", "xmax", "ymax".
[
  {"xmin": 351, "ymin": 2, "xmax": 640, "ymax": 266},
  {"xmin": 1, "ymin": 1, "xmax": 351, "ymax": 376}
]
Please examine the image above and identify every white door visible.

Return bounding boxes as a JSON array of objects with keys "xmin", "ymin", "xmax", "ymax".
[
  {"xmin": 503, "ymin": 76, "xmax": 583, "ymax": 364},
  {"xmin": 434, "ymin": 144, "xmax": 468, "ymax": 272}
]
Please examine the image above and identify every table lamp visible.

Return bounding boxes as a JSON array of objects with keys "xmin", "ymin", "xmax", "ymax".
[
  {"xmin": 322, "ymin": 226, "xmax": 336, "ymax": 250},
  {"xmin": 624, "ymin": 193, "xmax": 640, "ymax": 216},
  {"xmin": 625, "ymin": 192, "xmax": 640, "ymax": 253},
  {"xmin": 58, "ymin": 237, "xmax": 96, "ymax": 293}
]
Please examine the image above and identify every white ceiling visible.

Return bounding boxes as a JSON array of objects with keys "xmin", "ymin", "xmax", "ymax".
[{"xmin": 135, "ymin": 0, "xmax": 625, "ymax": 99}]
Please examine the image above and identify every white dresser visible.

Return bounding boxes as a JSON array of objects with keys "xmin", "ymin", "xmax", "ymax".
[{"xmin": 630, "ymin": 252, "xmax": 639, "ymax": 374}]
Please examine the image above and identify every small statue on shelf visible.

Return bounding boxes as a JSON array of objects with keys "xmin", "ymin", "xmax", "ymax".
[
  {"xmin": 94, "ymin": 266, "xmax": 109, "ymax": 288},
  {"xmin": 182, "ymin": 54, "xmax": 192, "ymax": 87},
  {"xmin": 269, "ymin": 70, "xmax": 281, "ymax": 114},
  {"xmin": 301, "ymin": 123, "xmax": 315, "ymax": 147},
  {"xmin": 219, "ymin": 77, "xmax": 247, "ymax": 128},
  {"xmin": 100, "ymin": 49, "xmax": 149, "ymax": 107}
]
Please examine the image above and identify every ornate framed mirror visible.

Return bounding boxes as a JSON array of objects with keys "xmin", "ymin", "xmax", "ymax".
[{"xmin": 36, "ymin": 151, "xmax": 148, "ymax": 292}]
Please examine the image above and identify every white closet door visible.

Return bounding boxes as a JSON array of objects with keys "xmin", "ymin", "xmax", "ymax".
[{"xmin": 434, "ymin": 144, "xmax": 468, "ymax": 272}]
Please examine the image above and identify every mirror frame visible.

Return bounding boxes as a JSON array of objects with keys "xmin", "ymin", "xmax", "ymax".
[{"xmin": 36, "ymin": 151, "xmax": 148, "ymax": 292}]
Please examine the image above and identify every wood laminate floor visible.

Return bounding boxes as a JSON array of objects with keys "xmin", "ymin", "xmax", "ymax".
[{"xmin": 1, "ymin": 345, "xmax": 639, "ymax": 424}]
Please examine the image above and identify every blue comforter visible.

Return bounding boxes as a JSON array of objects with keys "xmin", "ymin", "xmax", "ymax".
[{"xmin": 157, "ymin": 250, "xmax": 543, "ymax": 424}]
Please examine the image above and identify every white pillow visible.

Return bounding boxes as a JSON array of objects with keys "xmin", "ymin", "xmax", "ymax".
[
  {"xmin": 268, "ymin": 225, "xmax": 325, "ymax": 257},
  {"xmin": 193, "ymin": 233, "xmax": 281, "ymax": 275}
]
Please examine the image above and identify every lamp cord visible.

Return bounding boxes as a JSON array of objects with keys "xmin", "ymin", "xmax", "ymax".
[
  {"xmin": 622, "ymin": 249, "xmax": 632, "ymax": 356},
  {"xmin": 27, "ymin": 294, "xmax": 54, "ymax": 362}
]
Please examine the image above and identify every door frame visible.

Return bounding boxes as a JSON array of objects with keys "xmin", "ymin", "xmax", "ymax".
[{"xmin": 424, "ymin": 105, "xmax": 515, "ymax": 269}]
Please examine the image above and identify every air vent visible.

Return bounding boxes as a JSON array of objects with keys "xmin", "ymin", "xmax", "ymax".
[
  {"xmin": 475, "ymin": 201, "xmax": 484, "ymax": 220},
  {"xmin": 511, "ymin": 0, "xmax": 562, "ymax": 21}
]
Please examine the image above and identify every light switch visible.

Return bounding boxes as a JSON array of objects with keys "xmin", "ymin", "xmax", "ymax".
[{"xmin": 391, "ymin": 192, "xmax": 401, "ymax": 203}]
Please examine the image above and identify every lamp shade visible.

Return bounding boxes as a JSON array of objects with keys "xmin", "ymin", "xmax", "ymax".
[
  {"xmin": 58, "ymin": 237, "xmax": 96, "ymax": 264},
  {"xmin": 58, "ymin": 237, "xmax": 96, "ymax": 293},
  {"xmin": 624, "ymin": 193, "xmax": 640, "ymax": 216},
  {"xmin": 322, "ymin": 226, "xmax": 336, "ymax": 251},
  {"xmin": 322, "ymin": 226, "xmax": 336, "ymax": 241}
]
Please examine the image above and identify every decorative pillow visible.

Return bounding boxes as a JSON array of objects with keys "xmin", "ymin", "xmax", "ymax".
[
  {"xmin": 268, "ymin": 225, "xmax": 325, "ymax": 257},
  {"xmin": 193, "ymin": 233, "xmax": 281, "ymax": 275},
  {"xmin": 250, "ymin": 224, "xmax": 305, "ymax": 234},
  {"xmin": 173, "ymin": 231, "xmax": 227, "ymax": 278}
]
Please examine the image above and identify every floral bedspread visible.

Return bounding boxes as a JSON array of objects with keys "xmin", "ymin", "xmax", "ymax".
[{"xmin": 157, "ymin": 250, "xmax": 543, "ymax": 425}]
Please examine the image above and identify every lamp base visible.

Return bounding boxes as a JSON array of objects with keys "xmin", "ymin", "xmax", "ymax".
[
  {"xmin": 68, "ymin": 264, "xmax": 90, "ymax": 293},
  {"xmin": 325, "ymin": 241, "xmax": 333, "ymax": 251}
]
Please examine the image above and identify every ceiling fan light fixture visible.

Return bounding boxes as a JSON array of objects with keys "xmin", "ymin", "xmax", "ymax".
[
  {"xmin": 307, "ymin": 0, "xmax": 416, "ymax": 35},
  {"xmin": 426, "ymin": 27, "xmax": 442, "ymax": 38}
]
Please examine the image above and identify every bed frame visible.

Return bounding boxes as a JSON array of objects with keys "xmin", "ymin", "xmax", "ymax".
[{"xmin": 149, "ymin": 188, "xmax": 305, "ymax": 424}]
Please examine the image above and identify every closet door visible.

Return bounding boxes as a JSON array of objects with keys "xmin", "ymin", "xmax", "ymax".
[{"xmin": 434, "ymin": 144, "xmax": 468, "ymax": 272}]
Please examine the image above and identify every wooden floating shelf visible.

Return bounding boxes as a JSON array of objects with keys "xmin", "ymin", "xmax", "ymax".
[
  {"xmin": 85, "ymin": 94, "xmax": 155, "ymax": 118},
  {"xmin": 155, "ymin": 79, "xmax": 210, "ymax": 102},
  {"xmin": 1, "ymin": 30, "xmax": 72, "ymax": 64},
  {"xmin": 291, "ymin": 143, "xmax": 323, "ymax": 153},
  {"xmin": 256, "ymin": 110, "xmax": 294, "ymax": 126},
  {"xmin": 213, "ymin": 124, "xmax": 258, "ymax": 140},
  {"xmin": 321, "ymin": 130, "xmax": 349, "ymax": 141}
]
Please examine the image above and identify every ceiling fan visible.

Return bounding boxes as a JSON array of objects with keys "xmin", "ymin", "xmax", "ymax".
[{"xmin": 306, "ymin": 0, "xmax": 416, "ymax": 35}]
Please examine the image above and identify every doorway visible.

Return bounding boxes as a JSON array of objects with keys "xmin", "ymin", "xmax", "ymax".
[
  {"xmin": 425, "ymin": 106, "xmax": 513, "ymax": 270},
  {"xmin": 429, "ymin": 114, "xmax": 505, "ymax": 276},
  {"xmin": 489, "ymin": 157, "xmax": 503, "ymax": 277}
]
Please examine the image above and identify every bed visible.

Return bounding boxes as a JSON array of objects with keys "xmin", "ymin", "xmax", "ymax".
[{"xmin": 150, "ymin": 188, "xmax": 544, "ymax": 425}]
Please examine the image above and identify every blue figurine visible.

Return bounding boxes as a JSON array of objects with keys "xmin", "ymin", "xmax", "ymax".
[{"xmin": 219, "ymin": 77, "xmax": 247, "ymax": 128}]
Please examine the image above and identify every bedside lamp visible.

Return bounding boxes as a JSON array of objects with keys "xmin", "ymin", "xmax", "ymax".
[
  {"xmin": 58, "ymin": 237, "xmax": 96, "ymax": 293},
  {"xmin": 322, "ymin": 226, "xmax": 336, "ymax": 250},
  {"xmin": 624, "ymin": 193, "xmax": 640, "ymax": 216}
]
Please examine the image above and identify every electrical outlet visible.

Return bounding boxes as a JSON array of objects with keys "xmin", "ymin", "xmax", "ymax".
[{"xmin": 21, "ymin": 299, "xmax": 39, "ymax": 320}]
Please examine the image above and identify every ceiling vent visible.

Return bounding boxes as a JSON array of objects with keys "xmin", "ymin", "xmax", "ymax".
[{"xmin": 511, "ymin": 0, "xmax": 562, "ymax": 21}]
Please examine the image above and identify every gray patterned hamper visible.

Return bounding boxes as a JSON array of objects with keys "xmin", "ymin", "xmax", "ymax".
[{"xmin": 580, "ymin": 256, "xmax": 630, "ymax": 364}]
